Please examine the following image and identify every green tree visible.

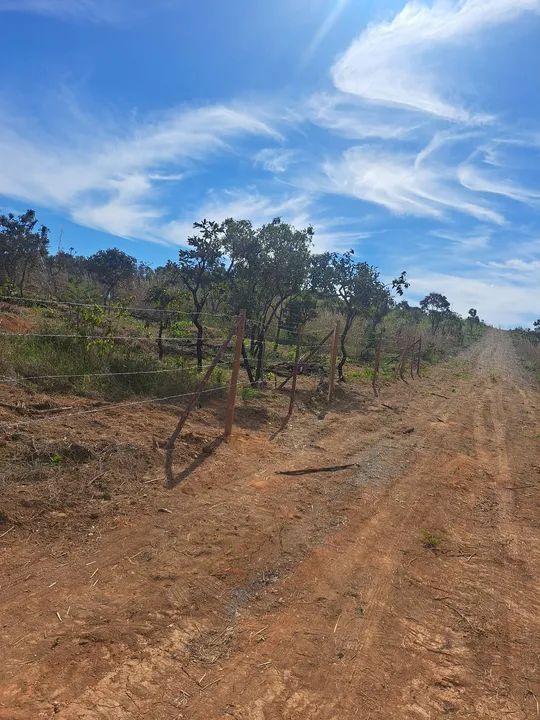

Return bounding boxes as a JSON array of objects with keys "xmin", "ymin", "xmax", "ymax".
[
  {"xmin": 312, "ymin": 250, "xmax": 390, "ymax": 381},
  {"xmin": 86, "ymin": 248, "xmax": 137, "ymax": 303},
  {"xmin": 224, "ymin": 217, "xmax": 313, "ymax": 382},
  {"xmin": 175, "ymin": 220, "xmax": 226, "ymax": 371},
  {"xmin": 420, "ymin": 292, "xmax": 451, "ymax": 334},
  {"xmin": 0, "ymin": 209, "xmax": 49, "ymax": 296},
  {"xmin": 467, "ymin": 307, "xmax": 480, "ymax": 335},
  {"xmin": 145, "ymin": 284, "xmax": 182, "ymax": 360}
]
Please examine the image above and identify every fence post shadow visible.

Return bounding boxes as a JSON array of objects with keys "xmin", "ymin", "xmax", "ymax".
[{"xmin": 165, "ymin": 436, "xmax": 225, "ymax": 489}]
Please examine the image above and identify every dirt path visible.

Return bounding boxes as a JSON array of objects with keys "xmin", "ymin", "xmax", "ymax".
[{"xmin": 1, "ymin": 330, "xmax": 539, "ymax": 719}]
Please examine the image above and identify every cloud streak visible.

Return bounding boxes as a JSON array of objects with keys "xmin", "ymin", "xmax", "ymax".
[
  {"xmin": 319, "ymin": 145, "xmax": 504, "ymax": 224},
  {"xmin": 0, "ymin": 103, "xmax": 278, "ymax": 239},
  {"xmin": 332, "ymin": 0, "xmax": 540, "ymax": 121}
]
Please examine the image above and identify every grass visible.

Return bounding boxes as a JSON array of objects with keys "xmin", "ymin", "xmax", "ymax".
[
  {"xmin": 0, "ymin": 312, "xmax": 231, "ymax": 402},
  {"xmin": 420, "ymin": 529, "xmax": 442, "ymax": 552},
  {"xmin": 241, "ymin": 385, "xmax": 262, "ymax": 401}
]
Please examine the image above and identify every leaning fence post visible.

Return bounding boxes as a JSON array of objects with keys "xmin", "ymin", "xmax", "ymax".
[
  {"xmin": 287, "ymin": 326, "xmax": 303, "ymax": 417},
  {"xmin": 328, "ymin": 321, "xmax": 340, "ymax": 403},
  {"xmin": 163, "ymin": 326, "xmax": 235, "ymax": 487},
  {"xmin": 224, "ymin": 309, "xmax": 246, "ymax": 441}
]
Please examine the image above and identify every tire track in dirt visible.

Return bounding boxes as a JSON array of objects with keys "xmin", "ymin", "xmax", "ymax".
[{"xmin": 3, "ymin": 331, "xmax": 539, "ymax": 719}]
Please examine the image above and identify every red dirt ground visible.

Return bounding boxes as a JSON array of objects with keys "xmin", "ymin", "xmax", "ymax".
[{"xmin": 0, "ymin": 330, "xmax": 539, "ymax": 719}]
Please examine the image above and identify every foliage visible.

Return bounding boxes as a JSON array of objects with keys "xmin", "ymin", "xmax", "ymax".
[
  {"xmin": 311, "ymin": 250, "xmax": 391, "ymax": 380},
  {"xmin": 420, "ymin": 292, "xmax": 451, "ymax": 334},
  {"xmin": 0, "ymin": 209, "xmax": 49, "ymax": 296},
  {"xmin": 86, "ymin": 248, "xmax": 138, "ymax": 302}
]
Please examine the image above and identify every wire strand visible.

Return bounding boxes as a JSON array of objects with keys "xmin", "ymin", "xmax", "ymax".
[
  {"xmin": 0, "ymin": 295, "xmax": 239, "ymax": 319},
  {"xmin": 0, "ymin": 381, "xmax": 256, "ymax": 431},
  {"xmin": 0, "ymin": 361, "xmax": 234, "ymax": 384},
  {"xmin": 0, "ymin": 331, "xmax": 228, "ymax": 344}
]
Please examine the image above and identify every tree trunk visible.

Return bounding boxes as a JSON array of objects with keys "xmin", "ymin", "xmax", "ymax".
[
  {"xmin": 274, "ymin": 306, "xmax": 283, "ymax": 351},
  {"xmin": 194, "ymin": 317, "xmax": 204, "ymax": 372},
  {"xmin": 255, "ymin": 328, "xmax": 265, "ymax": 383},
  {"xmin": 241, "ymin": 342, "xmax": 255, "ymax": 385}
]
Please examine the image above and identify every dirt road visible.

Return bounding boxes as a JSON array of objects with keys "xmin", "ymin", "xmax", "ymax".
[{"xmin": 1, "ymin": 330, "xmax": 539, "ymax": 719}]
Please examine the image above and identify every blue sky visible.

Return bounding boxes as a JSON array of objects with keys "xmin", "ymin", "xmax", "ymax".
[{"xmin": 0, "ymin": 0, "xmax": 539, "ymax": 327}]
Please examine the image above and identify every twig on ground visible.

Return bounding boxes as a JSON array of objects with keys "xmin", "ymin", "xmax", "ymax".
[{"xmin": 277, "ymin": 463, "xmax": 358, "ymax": 476}]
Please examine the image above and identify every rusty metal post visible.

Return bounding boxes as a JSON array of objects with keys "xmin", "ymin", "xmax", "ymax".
[{"xmin": 224, "ymin": 309, "xmax": 246, "ymax": 441}]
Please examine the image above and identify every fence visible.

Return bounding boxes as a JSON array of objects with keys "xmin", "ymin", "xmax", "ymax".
[{"xmin": 0, "ymin": 296, "xmax": 423, "ymax": 487}]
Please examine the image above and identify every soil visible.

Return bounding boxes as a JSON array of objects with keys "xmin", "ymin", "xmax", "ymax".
[{"xmin": 0, "ymin": 330, "xmax": 539, "ymax": 719}]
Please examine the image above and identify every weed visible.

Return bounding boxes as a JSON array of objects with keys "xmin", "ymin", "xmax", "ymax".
[
  {"xmin": 241, "ymin": 385, "xmax": 262, "ymax": 401},
  {"xmin": 420, "ymin": 529, "xmax": 442, "ymax": 551}
]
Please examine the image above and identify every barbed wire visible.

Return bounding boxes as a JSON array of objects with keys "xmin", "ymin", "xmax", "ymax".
[
  {"xmin": 0, "ymin": 331, "xmax": 223, "ymax": 344},
  {"xmin": 0, "ymin": 360, "xmax": 234, "ymax": 384},
  {"xmin": 0, "ymin": 295, "xmax": 240, "ymax": 320},
  {"xmin": 0, "ymin": 381, "xmax": 256, "ymax": 432}
]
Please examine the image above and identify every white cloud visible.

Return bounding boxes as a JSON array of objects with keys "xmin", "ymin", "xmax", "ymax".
[
  {"xmin": 307, "ymin": 93, "xmax": 423, "ymax": 140},
  {"xmin": 0, "ymin": 103, "xmax": 278, "ymax": 240},
  {"xmin": 332, "ymin": 0, "xmax": 540, "ymax": 122},
  {"xmin": 410, "ymin": 269, "xmax": 539, "ymax": 326},
  {"xmin": 158, "ymin": 188, "xmax": 363, "ymax": 253},
  {"xmin": 430, "ymin": 228, "xmax": 491, "ymax": 250},
  {"xmin": 255, "ymin": 148, "xmax": 298, "ymax": 173},
  {"xmin": 484, "ymin": 258, "xmax": 540, "ymax": 271},
  {"xmin": 160, "ymin": 190, "xmax": 314, "ymax": 245},
  {"xmin": 458, "ymin": 163, "xmax": 540, "ymax": 204},
  {"xmin": 320, "ymin": 145, "xmax": 504, "ymax": 224}
]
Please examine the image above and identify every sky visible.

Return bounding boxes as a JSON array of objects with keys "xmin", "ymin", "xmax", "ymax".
[{"xmin": 0, "ymin": 0, "xmax": 539, "ymax": 328}]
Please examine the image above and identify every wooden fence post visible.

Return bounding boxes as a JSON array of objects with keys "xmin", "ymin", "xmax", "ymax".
[
  {"xmin": 328, "ymin": 321, "xmax": 340, "ymax": 403},
  {"xmin": 416, "ymin": 337, "xmax": 422, "ymax": 377},
  {"xmin": 224, "ymin": 309, "xmax": 246, "ymax": 441},
  {"xmin": 163, "ymin": 326, "xmax": 235, "ymax": 488},
  {"xmin": 372, "ymin": 335, "xmax": 382, "ymax": 397},
  {"xmin": 287, "ymin": 327, "xmax": 302, "ymax": 417}
]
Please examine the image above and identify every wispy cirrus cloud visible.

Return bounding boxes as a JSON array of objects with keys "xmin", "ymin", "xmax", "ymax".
[
  {"xmin": 159, "ymin": 188, "xmax": 365, "ymax": 253},
  {"xmin": 307, "ymin": 93, "xmax": 424, "ymax": 140},
  {"xmin": 318, "ymin": 145, "xmax": 504, "ymax": 224},
  {"xmin": 458, "ymin": 162, "xmax": 540, "ymax": 204},
  {"xmin": 332, "ymin": 0, "xmax": 540, "ymax": 122},
  {"xmin": 0, "ymin": 103, "xmax": 278, "ymax": 240}
]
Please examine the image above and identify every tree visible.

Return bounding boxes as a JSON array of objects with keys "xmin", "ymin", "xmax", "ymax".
[
  {"xmin": 467, "ymin": 308, "xmax": 480, "ymax": 335},
  {"xmin": 0, "ymin": 209, "xmax": 49, "ymax": 296},
  {"xmin": 420, "ymin": 292, "xmax": 451, "ymax": 334},
  {"xmin": 86, "ymin": 248, "xmax": 137, "ymax": 303},
  {"xmin": 224, "ymin": 217, "xmax": 313, "ymax": 382},
  {"xmin": 145, "ymin": 284, "xmax": 180, "ymax": 360},
  {"xmin": 533, "ymin": 319, "xmax": 540, "ymax": 335},
  {"xmin": 311, "ymin": 250, "xmax": 390, "ymax": 381},
  {"xmin": 175, "ymin": 220, "xmax": 226, "ymax": 371}
]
